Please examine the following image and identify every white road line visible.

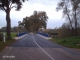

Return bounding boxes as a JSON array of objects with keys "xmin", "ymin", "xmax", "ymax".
[
  {"xmin": 3, "ymin": 34, "xmax": 28, "ymax": 56},
  {"xmin": 3, "ymin": 47, "xmax": 12, "ymax": 60},
  {"xmin": 32, "ymin": 34, "xmax": 55, "ymax": 60},
  {"xmin": 4, "ymin": 47, "xmax": 12, "ymax": 56}
]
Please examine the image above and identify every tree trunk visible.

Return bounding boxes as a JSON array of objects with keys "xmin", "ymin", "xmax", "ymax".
[
  {"xmin": 75, "ymin": 19, "xmax": 77, "ymax": 36},
  {"xmin": 6, "ymin": 9, "xmax": 11, "ymax": 39},
  {"xmin": 67, "ymin": 14, "xmax": 74, "ymax": 36},
  {"xmin": 74, "ymin": 10, "xmax": 78, "ymax": 36}
]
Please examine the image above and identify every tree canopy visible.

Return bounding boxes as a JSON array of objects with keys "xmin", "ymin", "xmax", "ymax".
[
  {"xmin": 19, "ymin": 11, "xmax": 48, "ymax": 33},
  {"xmin": 0, "ymin": 0, "xmax": 27, "ymax": 39}
]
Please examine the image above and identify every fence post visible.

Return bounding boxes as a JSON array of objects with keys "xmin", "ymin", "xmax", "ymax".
[{"xmin": 3, "ymin": 33, "xmax": 6, "ymax": 42}]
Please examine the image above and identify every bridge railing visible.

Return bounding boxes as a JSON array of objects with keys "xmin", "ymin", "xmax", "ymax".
[
  {"xmin": 37, "ymin": 32, "xmax": 49, "ymax": 37},
  {"xmin": 18, "ymin": 32, "xmax": 27, "ymax": 37}
]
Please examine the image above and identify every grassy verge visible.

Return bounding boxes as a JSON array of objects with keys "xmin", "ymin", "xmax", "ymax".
[
  {"xmin": 5, "ymin": 32, "xmax": 17, "ymax": 38},
  {"xmin": 0, "ymin": 39, "xmax": 16, "ymax": 52},
  {"xmin": 0, "ymin": 32, "xmax": 17, "ymax": 52},
  {"xmin": 51, "ymin": 36, "xmax": 80, "ymax": 49}
]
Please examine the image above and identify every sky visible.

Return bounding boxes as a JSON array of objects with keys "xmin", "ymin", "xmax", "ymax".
[{"xmin": 0, "ymin": 0, "xmax": 65, "ymax": 29}]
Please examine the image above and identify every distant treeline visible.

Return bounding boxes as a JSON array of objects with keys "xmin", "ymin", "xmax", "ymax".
[{"xmin": 0, "ymin": 26, "xmax": 19, "ymax": 32}]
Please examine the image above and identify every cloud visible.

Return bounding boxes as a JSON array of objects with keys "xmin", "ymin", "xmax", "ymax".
[
  {"xmin": 0, "ymin": 0, "xmax": 64, "ymax": 29},
  {"xmin": 47, "ymin": 19, "xmax": 65, "ymax": 29}
]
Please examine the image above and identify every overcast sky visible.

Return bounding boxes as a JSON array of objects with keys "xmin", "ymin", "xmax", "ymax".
[{"xmin": 0, "ymin": 0, "xmax": 65, "ymax": 29}]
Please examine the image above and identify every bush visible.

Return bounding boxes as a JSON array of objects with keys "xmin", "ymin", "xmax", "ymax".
[{"xmin": 0, "ymin": 33, "xmax": 3, "ymax": 41}]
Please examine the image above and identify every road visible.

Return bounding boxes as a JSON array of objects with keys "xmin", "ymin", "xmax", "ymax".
[{"xmin": 0, "ymin": 34, "xmax": 80, "ymax": 60}]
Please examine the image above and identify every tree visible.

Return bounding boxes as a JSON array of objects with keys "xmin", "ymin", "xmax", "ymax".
[
  {"xmin": 20, "ymin": 11, "xmax": 48, "ymax": 33},
  {"xmin": 0, "ymin": 26, "xmax": 6, "ymax": 32},
  {"xmin": 56, "ymin": 0, "xmax": 80, "ymax": 36},
  {"xmin": 70, "ymin": 0, "xmax": 80, "ymax": 36},
  {"xmin": 18, "ymin": 21, "xmax": 25, "ymax": 32},
  {"xmin": 56, "ymin": 0, "xmax": 74, "ymax": 35},
  {"xmin": 22, "ymin": 17, "xmax": 31, "ymax": 32},
  {"xmin": 30, "ymin": 11, "xmax": 48, "ymax": 32},
  {"xmin": 12, "ymin": 26, "xmax": 19, "ymax": 32},
  {"xmin": 0, "ymin": 0, "xmax": 27, "ymax": 39}
]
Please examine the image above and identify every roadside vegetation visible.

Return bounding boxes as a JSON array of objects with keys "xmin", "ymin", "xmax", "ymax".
[
  {"xmin": 51, "ymin": 36, "xmax": 80, "ymax": 49},
  {"xmin": 0, "ymin": 32, "xmax": 17, "ymax": 52},
  {"xmin": 6, "ymin": 32, "xmax": 17, "ymax": 38},
  {"xmin": 0, "ymin": 39, "xmax": 15, "ymax": 52}
]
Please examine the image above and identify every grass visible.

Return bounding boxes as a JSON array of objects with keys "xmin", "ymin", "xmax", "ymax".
[
  {"xmin": 0, "ymin": 32, "xmax": 17, "ymax": 52},
  {"xmin": 0, "ymin": 39, "xmax": 16, "ymax": 52},
  {"xmin": 51, "ymin": 36, "xmax": 80, "ymax": 49},
  {"xmin": 4, "ymin": 32, "xmax": 17, "ymax": 38}
]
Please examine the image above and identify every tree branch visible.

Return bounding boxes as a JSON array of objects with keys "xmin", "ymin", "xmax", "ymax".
[
  {"xmin": 9, "ymin": 1, "xmax": 16, "ymax": 10},
  {"xmin": 9, "ymin": 2, "xmax": 12, "ymax": 8},
  {"xmin": 3, "ymin": 7, "xmax": 6, "ymax": 12},
  {"xmin": 10, "ymin": 6, "xmax": 16, "ymax": 10}
]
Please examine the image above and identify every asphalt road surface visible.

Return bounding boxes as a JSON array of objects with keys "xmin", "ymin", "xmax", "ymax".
[{"xmin": 0, "ymin": 34, "xmax": 80, "ymax": 60}]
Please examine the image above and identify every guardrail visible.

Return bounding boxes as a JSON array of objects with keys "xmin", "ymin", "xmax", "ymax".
[
  {"xmin": 18, "ymin": 32, "xmax": 27, "ymax": 37},
  {"xmin": 37, "ymin": 32, "xmax": 49, "ymax": 37}
]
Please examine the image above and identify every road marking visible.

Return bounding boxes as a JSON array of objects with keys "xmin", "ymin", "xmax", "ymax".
[
  {"xmin": 3, "ymin": 47, "xmax": 12, "ymax": 60},
  {"xmin": 4, "ymin": 47, "xmax": 12, "ymax": 56},
  {"xmin": 3, "ymin": 34, "xmax": 28, "ymax": 57},
  {"xmin": 32, "ymin": 34, "xmax": 55, "ymax": 60}
]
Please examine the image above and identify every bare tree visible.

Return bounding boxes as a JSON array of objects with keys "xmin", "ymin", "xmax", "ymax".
[{"xmin": 56, "ymin": 0, "xmax": 80, "ymax": 36}]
